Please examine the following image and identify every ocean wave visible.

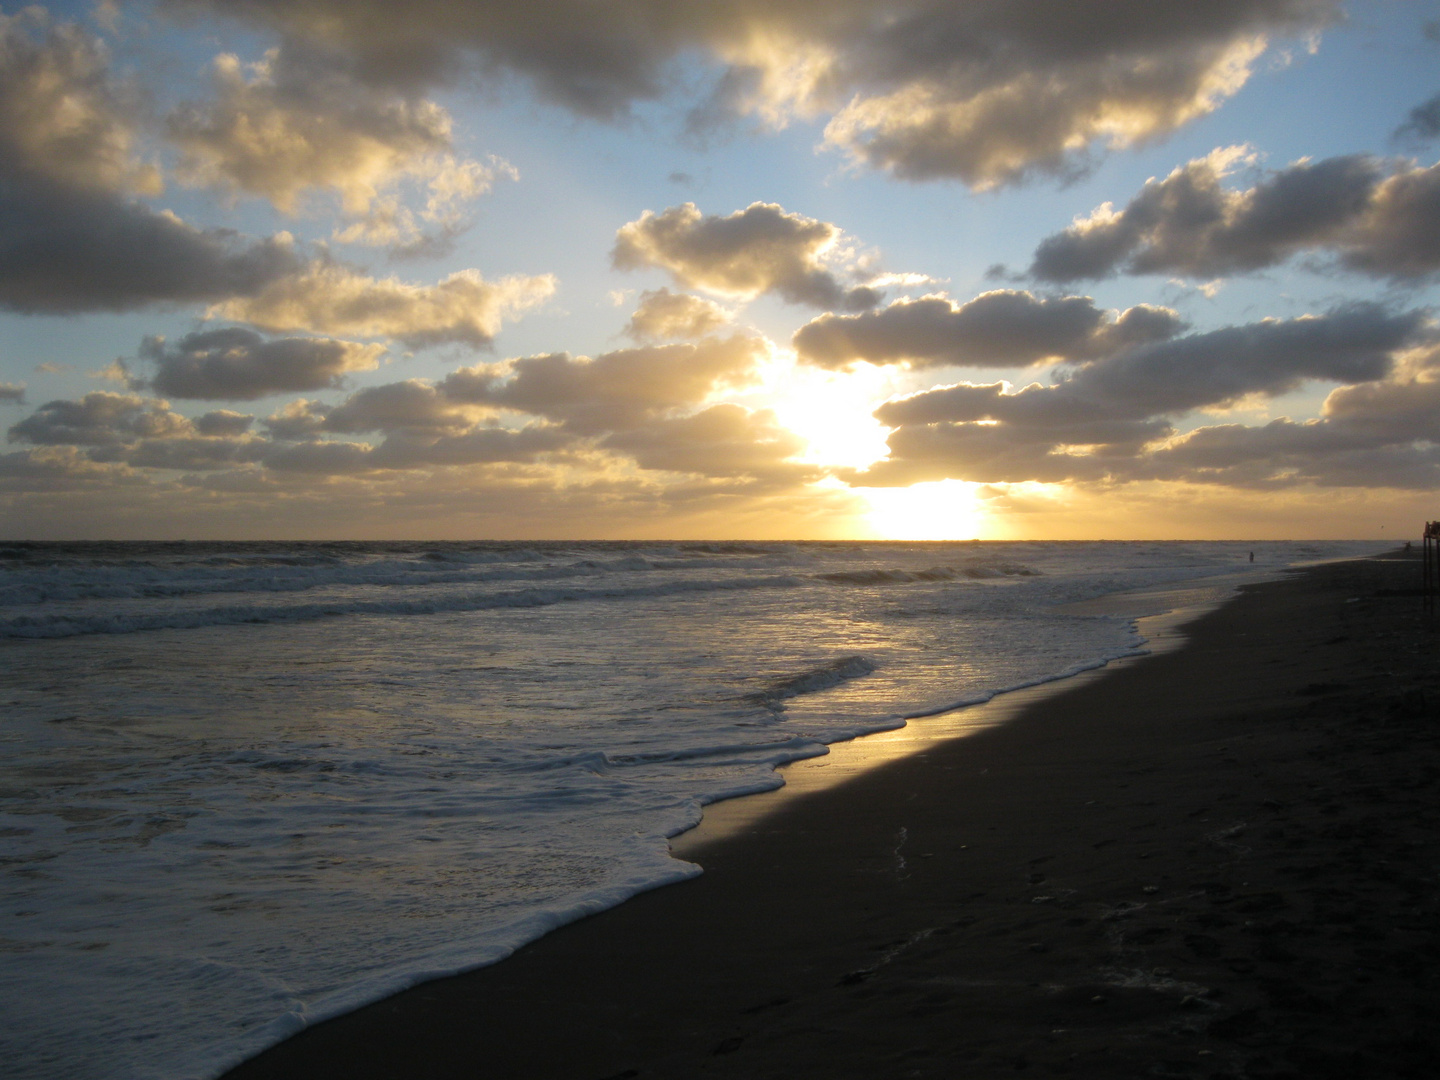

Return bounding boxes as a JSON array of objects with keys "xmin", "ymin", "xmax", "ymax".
[
  {"xmin": 743, "ymin": 654, "xmax": 878, "ymax": 712},
  {"xmin": 0, "ymin": 548, "xmax": 802, "ymax": 606},
  {"xmin": 0, "ymin": 574, "xmax": 810, "ymax": 640},
  {"xmin": 816, "ymin": 562, "xmax": 1040, "ymax": 586}
]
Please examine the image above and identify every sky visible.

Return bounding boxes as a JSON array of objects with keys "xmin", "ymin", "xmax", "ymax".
[{"xmin": 1, "ymin": 0, "xmax": 1437, "ymax": 541}]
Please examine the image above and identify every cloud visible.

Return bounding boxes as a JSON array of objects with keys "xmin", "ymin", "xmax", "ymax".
[
  {"xmin": 857, "ymin": 304, "xmax": 1434, "ymax": 488},
  {"xmin": 793, "ymin": 291, "xmax": 1184, "ymax": 369},
  {"xmin": 623, "ymin": 288, "xmax": 731, "ymax": 341},
  {"xmin": 1394, "ymin": 92, "xmax": 1440, "ymax": 144},
  {"xmin": 1058, "ymin": 303, "xmax": 1419, "ymax": 418},
  {"xmin": 439, "ymin": 335, "xmax": 767, "ymax": 433},
  {"xmin": 0, "ymin": 12, "xmax": 532, "ymax": 335},
  {"xmin": 0, "ymin": 186, "xmax": 311, "ymax": 314},
  {"xmin": 0, "ymin": 15, "xmax": 311, "ymax": 315},
  {"xmin": 92, "ymin": 434, "xmax": 271, "ymax": 471},
  {"xmin": 613, "ymin": 202, "xmax": 881, "ymax": 309},
  {"xmin": 603, "ymin": 403, "xmax": 811, "ymax": 481},
  {"xmin": 195, "ymin": 410, "xmax": 256, "ymax": 436},
  {"xmin": 0, "ymin": 10, "xmax": 159, "ymax": 195},
  {"xmin": 7, "ymin": 392, "xmax": 193, "ymax": 446},
  {"xmin": 168, "ymin": 44, "xmax": 510, "ymax": 248},
  {"xmin": 211, "ymin": 263, "xmax": 556, "ymax": 346},
  {"xmin": 1029, "ymin": 149, "xmax": 1440, "ymax": 282},
  {"xmin": 1148, "ymin": 414, "xmax": 1440, "ymax": 490},
  {"xmin": 0, "ymin": 382, "xmax": 23, "ymax": 403},
  {"xmin": 365, "ymin": 424, "xmax": 572, "ymax": 470},
  {"xmin": 139, "ymin": 327, "xmax": 385, "ymax": 400},
  {"xmin": 316, "ymin": 379, "xmax": 475, "ymax": 434},
  {"xmin": 171, "ymin": 0, "xmax": 1340, "ymax": 188},
  {"xmin": 0, "ymin": 445, "xmax": 149, "ymax": 494}
]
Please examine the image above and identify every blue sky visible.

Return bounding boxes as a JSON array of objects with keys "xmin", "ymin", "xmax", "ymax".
[{"xmin": 2, "ymin": 0, "xmax": 1438, "ymax": 539}]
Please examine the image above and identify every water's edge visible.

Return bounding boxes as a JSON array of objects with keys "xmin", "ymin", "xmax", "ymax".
[{"xmin": 214, "ymin": 562, "xmax": 1288, "ymax": 1080}]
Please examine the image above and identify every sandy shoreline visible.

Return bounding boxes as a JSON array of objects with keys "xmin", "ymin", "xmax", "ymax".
[{"xmin": 225, "ymin": 553, "xmax": 1440, "ymax": 1080}]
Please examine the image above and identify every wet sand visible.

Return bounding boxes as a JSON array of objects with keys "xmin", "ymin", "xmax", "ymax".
[{"xmin": 225, "ymin": 552, "xmax": 1440, "ymax": 1080}]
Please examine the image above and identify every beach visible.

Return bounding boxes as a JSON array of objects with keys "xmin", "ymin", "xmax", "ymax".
[{"xmin": 222, "ymin": 551, "xmax": 1440, "ymax": 1080}]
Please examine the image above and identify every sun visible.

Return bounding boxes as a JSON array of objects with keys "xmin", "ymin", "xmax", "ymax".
[
  {"xmin": 762, "ymin": 360, "xmax": 893, "ymax": 469},
  {"xmin": 862, "ymin": 480, "xmax": 988, "ymax": 540}
]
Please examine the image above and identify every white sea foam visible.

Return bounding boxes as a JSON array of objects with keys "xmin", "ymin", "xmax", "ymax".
[{"xmin": 0, "ymin": 539, "xmax": 1384, "ymax": 1079}]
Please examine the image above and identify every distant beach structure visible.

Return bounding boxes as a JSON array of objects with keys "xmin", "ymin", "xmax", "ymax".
[{"xmin": 1423, "ymin": 522, "xmax": 1440, "ymax": 609}]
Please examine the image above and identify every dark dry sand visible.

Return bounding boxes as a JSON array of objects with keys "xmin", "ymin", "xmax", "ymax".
[{"xmin": 226, "ymin": 553, "xmax": 1440, "ymax": 1080}]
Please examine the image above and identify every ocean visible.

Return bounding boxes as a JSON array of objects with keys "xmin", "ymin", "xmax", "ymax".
[{"xmin": 0, "ymin": 539, "xmax": 1381, "ymax": 1079}]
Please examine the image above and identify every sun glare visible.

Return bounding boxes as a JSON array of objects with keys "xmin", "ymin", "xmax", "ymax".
[
  {"xmin": 764, "ymin": 361, "xmax": 892, "ymax": 469},
  {"xmin": 863, "ymin": 480, "xmax": 988, "ymax": 540}
]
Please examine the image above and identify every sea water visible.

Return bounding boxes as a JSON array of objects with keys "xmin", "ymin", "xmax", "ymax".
[{"xmin": 0, "ymin": 539, "xmax": 1381, "ymax": 1079}]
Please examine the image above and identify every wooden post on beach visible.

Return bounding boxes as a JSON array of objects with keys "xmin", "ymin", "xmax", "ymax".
[{"xmin": 1425, "ymin": 521, "xmax": 1440, "ymax": 616}]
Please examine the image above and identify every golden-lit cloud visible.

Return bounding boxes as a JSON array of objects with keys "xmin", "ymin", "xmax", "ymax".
[
  {"xmin": 212, "ymin": 264, "xmax": 556, "ymax": 347},
  {"xmin": 0, "ymin": 9, "xmax": 159, "ymax": 194},
  {"xmin": 623, "ymin": 288, "xmax": 732, "ymax": 342},
  {"xmin": 613, "ymin": 201, "xmax": 881, "ymax": 309},
  {"xmin": 168, "ymin": 45, "xmax": 513, "ymax": 250},
  {"xmin": 858, "ymin": 304, "xmax": 1435, "ymax": 490},
  {"xmin": 168, "ymin": 0, "xmax": 1340, "ymax": 186}
]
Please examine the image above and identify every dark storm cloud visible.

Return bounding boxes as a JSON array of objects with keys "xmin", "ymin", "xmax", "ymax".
[
  {"xmin": 166, "ymin": 0, "xmax": 1339, "ymax": 187},
  {"xmin": 1029, "ymin": 151, "xmax": 1440, "ymax": 283},
  {"xmin": 613, "ymin": 203, "xmax": 880, "ymax": 310},
  {"xmin": 793, "ymin": 292, "xmax": 1184, "ymax": 370},
  {"xmin": 140, "ymin": 328, "xmax": 385, "ymax": 400},
  {"xmin": 0, "ymin": 382, "xmax": 23, "ymax": 403}
]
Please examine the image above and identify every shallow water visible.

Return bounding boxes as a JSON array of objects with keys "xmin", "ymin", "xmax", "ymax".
[{"xmin": 0, "ymin": 539, "xmax": 1380, "ymax": 1079}]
